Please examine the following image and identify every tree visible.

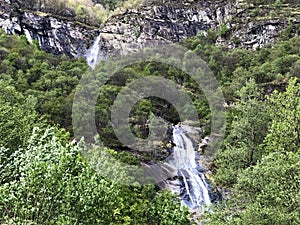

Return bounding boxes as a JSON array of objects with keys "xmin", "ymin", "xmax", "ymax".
[
  {"xmin": 233, "ymin": 151, "xmax": 300, "ymax": 225},
  {"xmin": 215, "ymin": 79, "xmax": 270, "ymax": 186},
  {"xmin": 0, "ymin": 81, "xmax": 39, "ymax": 151},
  {"xmin": 205, "ymin": 78, "xmax": 300, "ymax": 225},
  {"xmin": 0, "ymin": 127, "xmax": 190, "ymax": 224},
  {"xmin": 75, "ymin": 4, "xmax": 89, "ymax": 23},
  {"xmin": 264, "ymin": 77, "xmax": 300, "ymax": 154},
  {"xmin": 206, "ymin": 151, "xmax": 300, "ymax": 225}
]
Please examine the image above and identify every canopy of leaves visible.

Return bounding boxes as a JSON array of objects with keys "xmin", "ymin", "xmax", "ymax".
[
  {"xmin": 205, "ymin": 78, "xmax": 300, "ymax": 224},
  {"xmin": 264, "ymin": 78, "xmax": 300, "ymax": 153},
  {"xmin": 0, "ymin": 30, "xmax": 87, "ymax": 132},
  {"xmin": 0, "ymin": 127, "xmax": 190, "ymax": 224},
  {"xmin": 214, "ymin": 79, "xmax": 270, "ymax": 186}
]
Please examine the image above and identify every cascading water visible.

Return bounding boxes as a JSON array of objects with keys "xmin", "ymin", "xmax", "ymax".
[
  {"xmin": 85, "ymin": 33, "xmax": 105, "ymax": 68},
  {"xmin": 85, "ymin": 34, "xmax": 212, "ymax": 211},
  {"xmin": 166, "ymin": 125, "xmax": 211, "ymax": 211}
]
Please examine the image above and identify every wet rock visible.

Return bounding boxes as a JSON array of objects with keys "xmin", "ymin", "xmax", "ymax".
[{"xmin": 0, "ymin": 1, "xmax": 97, "ymax": 57}]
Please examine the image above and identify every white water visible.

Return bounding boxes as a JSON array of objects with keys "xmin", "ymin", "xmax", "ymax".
[
  {"xmin": 167, "ymin": 125, "xmax": 211, "ymax": 211},
  {"xmin": 85, "ymin": 33, "xmax": 104, "ymax": 68},
  {"xmin": 84, "ymin": 34, "xmax": 212, "ymax": 209},
  {"xmin": 24, "ymin": 29, "xmax": 33, "ymax": 43}
]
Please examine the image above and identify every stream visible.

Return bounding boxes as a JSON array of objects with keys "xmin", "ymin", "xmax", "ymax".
[
  {"xmin": 165, "ymin": 125, "xmax": 211, "ymax": 211},
  {"xmin": 85, "ymin": 35, "xmax": 213, "ymax": 211}
]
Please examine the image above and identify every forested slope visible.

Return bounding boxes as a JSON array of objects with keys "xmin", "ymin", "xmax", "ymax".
[
  {"xmin": 0, "ymin": 31, "xmax": 190, "ymax": 224},
  {"xmin": 0, "ymin": 0, "xmax": 299, "ymax": 224}
]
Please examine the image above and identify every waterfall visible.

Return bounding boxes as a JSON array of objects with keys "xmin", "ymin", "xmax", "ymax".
[
  {"xmin": 166, "ymin": 125, "xmax": 211, "ymax": 211},
  {"xmin": 85, "ymin": 33, "xmax": 104, "ymax": 69},
  {"xmin": 24, "ymin": 29, "xmax": 33, "ymax": 43}
]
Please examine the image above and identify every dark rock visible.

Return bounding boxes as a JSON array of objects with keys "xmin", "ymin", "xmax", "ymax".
[
  {"xmin": 0, "ymin": 1, "xmax": 98, "ymax": 57},
  {"xmin": 1, "ymin": 1, "xmax": 299, "ymax": 60},
  {"xmin": 98, "ymin": 1, "xmax": 236, "ymax": 56}
]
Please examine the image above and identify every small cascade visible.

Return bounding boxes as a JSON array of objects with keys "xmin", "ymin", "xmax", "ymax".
[
  {"xmin": 24, "ymin": 29, "xmax": 33, "ymax": 43},
  {"xmin": 165, "ymin": 125, "xmax": 211, "ymax": 211},
  {"xmin": 85, "ymin": 33, "xmax": 104, "ymax": 68}
]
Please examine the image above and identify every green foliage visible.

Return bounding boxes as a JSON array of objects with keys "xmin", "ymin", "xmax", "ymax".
[
  {"xmin": 206, "ymin": 151, "xmax": 300, "ymax": 225},
  {"xmin": 214, "ymin": 79, "xmax": 270, "ymax": 186},
  {"xmin": 0, "ymin": 32, "xmax": 88, "ymax": 132},
  {"xmin": 1, "ymin": 19, "xmax": 300, "ymax": 225},
  {"xmin": 75, "ymin": 4, "xmax": 89, "ymax": 22},
  {"xmin": 264, "ymin": 77, "xmax": 300, "ymax": 153},
  {"xmin": 88, "ymin": 61, "xmax": 209, "ymax": 149},
  {"xmin": 186, "ymin": 34, "xmax": 300, "ymax": 101},
  {"xmin": 232, "ymin": 151, "xmax": 300, "ymax": 225},
  {"xmin": 0, "ymin": 127, "xmax": 190, "ymax": 224},
  {"xmin": 13, "ymin": 0, "xmax": 141, "ymax": 26},
  {"xmin": 206, "ymin": 78, "xmax": 300, "ymax": 225},
  {"xmin": 218, "ymin": 24, "xmax": 230, "ymax": 38},
  {"xmin": 1, "ymin": 31, "xmax": 299, "ymax": 152},
  {"xmin": 0, "ymin": 81, "xmax": 39, "ymax": 151},
  {"xmin": 244, "ymin": 0, "xmax": 298, "ymax": 6},
  {"xmin": 103, "ymin": 0, "xmax": 127, "ymax": 10}
]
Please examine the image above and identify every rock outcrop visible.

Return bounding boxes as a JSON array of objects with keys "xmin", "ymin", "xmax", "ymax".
[
  {"xmin": 98, "ymin": 0, "xmax": 300, "ymax": 57},
  {"xmin": 0, "ymin": 0, "xmax": 299, "ymax": 59},
  {"xmin": 98, "ymin": 0, "xmax": 238, "ymax": 56},
  {"xmin": 0, "ymin": 1, "xmax": 97, "ymax": 57},
  {"xmin": 216, "ymin": 3, "xmax": 300, "ymax": 49}
]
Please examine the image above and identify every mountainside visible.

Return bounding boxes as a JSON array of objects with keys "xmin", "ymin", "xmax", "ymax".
[
  {"xmin": 1, "ymin": 1, "xmax": 300, "ymax": 224},
  {"xmin": 1, "ymin": 0, "xmax": 299, "ymax": 58}
]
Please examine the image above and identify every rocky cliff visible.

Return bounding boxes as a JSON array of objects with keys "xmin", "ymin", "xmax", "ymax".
[
  {"xmin": 0, "ymin": 1, "xmax": 97, "ymax": 57},
  {"xmin": 0, "ymin": 0, "xmax": 299, "ymax": 59},
  {"xmin": 98, "ymin": 0, "xmax": 300, "ymax": 56},
  {"xmin": 98, "ymin": 0, "xmax": 237, "ymax": 56},
  {"xmin": 216, "ymin": 2, "xmax": 300, "ymax": 49}
]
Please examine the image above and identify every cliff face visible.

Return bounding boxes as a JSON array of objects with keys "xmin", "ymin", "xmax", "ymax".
[
  {"xmin": 0, "ymin": 1, "xmax": 97, "ymax": 57},
  {"xmin": 216, "ymin": 3, "xmax": 300, "ymax": 49},
  {"xmin": 98, "ymin": 0, "xmax": 238, "ymax": 56},
  {"xmin": 99, "ymin": 0, "xmax": 300, "ymax": 56},
  {"xmin": 0, "ymin": 0, "xmax": 299, "ymax": 59}
]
